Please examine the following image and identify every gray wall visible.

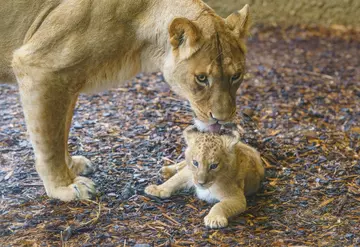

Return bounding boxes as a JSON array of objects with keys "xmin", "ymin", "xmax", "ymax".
[{"xmin": 205, "ymin": 0, "xmax": 360, "ymax": 27}]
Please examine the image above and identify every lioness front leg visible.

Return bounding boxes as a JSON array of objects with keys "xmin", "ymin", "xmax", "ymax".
[
  {"xmin": 146, "ymin": 165, "xmax": 192, "ymax": 198},
  {"xmin": 65, "ymin": 95, "xmax": 94, "ymax": 176},
  {"xmin": 204, "ymin": 193, "xmax": 246, "ymax": 229},
  {"xmin": 13, "ymin": 62, "xmax": 95, "ymax": 201}
]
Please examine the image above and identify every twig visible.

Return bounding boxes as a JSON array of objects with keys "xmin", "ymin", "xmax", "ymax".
[
  {"xmin": 334, "ymin": 194, "xmax": 348, "ymax": 216},
  {"xmin": 162, "ymin": 213, "xmax": 181, "ymax": 225},
  {"xmin": 80, "ymin": 199, "xmax": 101, "ymax": 226},
  {"xmin": 60, "ymin": 230, "xmax": 65, "ymax": 247}
]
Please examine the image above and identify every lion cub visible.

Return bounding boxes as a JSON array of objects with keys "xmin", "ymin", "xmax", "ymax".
[{"xmin": 145, "ymin": 126, "xmax": 265, "ymax": 228}]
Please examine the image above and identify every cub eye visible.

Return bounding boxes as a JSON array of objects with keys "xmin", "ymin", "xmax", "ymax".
[
  {"xmin": 231, "ymin": 73, "xmax": 241, "ymax": 82},
  {"xmin": 193, "ymin": 160, "xmax": 199, "ymax": 168},
  {"xmin": 195, "ymin": 74, "xmax": 208, "ymax": 85},
  {"xmin": 210, "ymin": 163, "xmax": 219, "ymax": 170}
]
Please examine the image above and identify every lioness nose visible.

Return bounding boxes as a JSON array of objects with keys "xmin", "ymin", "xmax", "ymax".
[
  {"xmin": 210, "ymin": 112, "xmax": 219, "ymax": 121},
  {"xmin": 210, "ymin": 111, "xmax": 234, "ymax": 122},
  {"xmin": 210, "ymin": 112, "xmax": 225, "ymax": 122}
]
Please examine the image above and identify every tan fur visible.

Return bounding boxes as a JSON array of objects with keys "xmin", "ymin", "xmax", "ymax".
[
  {"xmin": 0, "ymin": 0, "xmax": 250, "ymax": 201},
  {"xmin": 145, "ymin": 126, "xmax": 264, "ymax": 228}
]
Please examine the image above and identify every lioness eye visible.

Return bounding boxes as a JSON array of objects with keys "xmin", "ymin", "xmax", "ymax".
[
  {"xmin": 231, "ymin": 73, "xmax": 241, "ymax": 82},
  {"xmin": 210, "ymin": 163, "xmax": 218, "ymax": 170},
  {"xmin": 195, "ymin": 74, "xmax": 208, "ymax": 85},
  {"xmin": 193, "ymin": 160, "xmax": 199, "ymax": 168}
]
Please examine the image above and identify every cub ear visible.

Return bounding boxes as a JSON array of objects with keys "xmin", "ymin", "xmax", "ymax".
[
  {"xmin": 169, "ymin": 18, "xmax": 202, "ymax": 59},
  {"xmin": 225, "ymin": 4, "xmax": 251, "ymax": 41},
  {"xmin": 183, "ymin": 125, "xmax": 199, "ymax": 145},
  {"xmin": 222, "ymin": 130, "xmax": 240, "ymax": 150}
]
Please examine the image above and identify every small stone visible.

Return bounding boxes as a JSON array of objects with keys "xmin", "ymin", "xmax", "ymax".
[
  {"xmin": 120, "ymin": 182, "xmax": 135, "ymax": 200},
  {"xmin": 73, "ymin": 122, "xmax": 83, "ymax": 129},
  {"xmin": 62, "ymin": 226, "xmax": 72, "ymax": 241},
  {"xmin": 19, "ymin": 140, "xmax": 29, "ymax": 148},
  {"xmin": 345, "ymin": 233, "xmax": 354, "ymax": 239}
]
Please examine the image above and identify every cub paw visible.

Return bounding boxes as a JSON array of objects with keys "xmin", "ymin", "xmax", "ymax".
[
  {"xmin": 145, "ymin": 184, "xmax": 171, "ymax": 198},
  {"xmin": 69, "ymin": 156, "xmax": 95, "ymax": 176},
  {"xmin": 47, "ymin": 176, "xmax": 96, "ymax": 201},
  {"xmin": 204, "ymin": 214, "xmax": 228, "ymax": 229},
  {"xmin": 160, "ymin": 167, "xmax": 176, "ymax": 180}
]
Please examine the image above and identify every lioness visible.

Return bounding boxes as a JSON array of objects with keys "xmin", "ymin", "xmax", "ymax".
[
  {"xmin": 145, "ymin": 126, "xmax": 264, "ymax": 228},
  {"xmin": 0, "ymin": 0, "xmax": 250, "ymax": 201}
]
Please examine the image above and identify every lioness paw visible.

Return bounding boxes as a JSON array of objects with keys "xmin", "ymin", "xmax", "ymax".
[
  {"xmin": 160, "ymin": 167, "xmax": 176, "ymax": 180},
  {"xmin": 48, "ymin": 176, "xmax": 96, "ymax": 201},
  {"xmin": 145, "ymin": 184, "xmax": 171, "ymax": 198},
  {"xmin": 69, "ymin": 156, "xmax": 95, "ymax": 176},
  {"xmin": 204, "ymin": 214, "xmax": 228, "ymax": 229}
]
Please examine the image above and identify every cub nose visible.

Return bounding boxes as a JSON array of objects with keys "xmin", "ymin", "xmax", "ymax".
[
  {"xmin": 198, "ymin": 181, "xmax": 206, "ymax": 186},
  {"xmin": 197, "ymin": 178, "xmax": 207, "ymax": 186}
]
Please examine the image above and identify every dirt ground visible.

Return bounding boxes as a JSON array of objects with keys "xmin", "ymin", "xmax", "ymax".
[{"xmin": 0, "ymin": 26, "xmax": 359, "ymax": 246}]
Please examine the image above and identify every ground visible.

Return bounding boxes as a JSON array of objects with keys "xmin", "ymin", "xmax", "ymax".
[{"xmin": 0, "ymin": 26, "xmax": 359, "ymax": 246}]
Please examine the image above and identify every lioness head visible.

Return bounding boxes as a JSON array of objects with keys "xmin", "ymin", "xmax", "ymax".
[
  {"xmin": 183, "ymin": 126, "xmax": 240, "ymax": 188},
  {"xmin": 163, "ymin": 5, "xmax": 250, "ymax": 132}
]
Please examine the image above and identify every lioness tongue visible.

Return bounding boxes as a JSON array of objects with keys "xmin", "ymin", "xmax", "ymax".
[{"xmin": 208, "ymin": 123, "xmax": 222, "ymax": 133}]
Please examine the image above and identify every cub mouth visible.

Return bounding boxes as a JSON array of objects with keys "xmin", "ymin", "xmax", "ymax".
[{"xmin": 195, "ymin": 182, "xmax": 214, "ymax": 189}]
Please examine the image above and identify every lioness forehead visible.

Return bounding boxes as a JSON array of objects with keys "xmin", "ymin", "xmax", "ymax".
[
  {"xmin": 191, "ymin": 32, "xmax": 246, "ymax": 78},
  {"xmin": 212, "ymin": 32, "xmax": 245, "ymax": 77}
]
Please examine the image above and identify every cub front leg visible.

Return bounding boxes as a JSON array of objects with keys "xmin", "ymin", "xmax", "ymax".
[
  {"xmin": 204, "ymin": 193, "xmax": 246, "ymax": 229},
  {"xmin": 13, "ymin": 61, "xmax": 95, "ymax": 201},
  {"xmin": 145, "ymin": 165, "xmax": 192, "ymax": 198},
  {"xmin": 160, "ymin": 160, "xmax": 187, "ymax": 180}
]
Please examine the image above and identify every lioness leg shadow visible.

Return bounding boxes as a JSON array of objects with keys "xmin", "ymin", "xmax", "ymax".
[{"xmin": 12, "ymin": 59, "xmax": 95, "ymax": 201}]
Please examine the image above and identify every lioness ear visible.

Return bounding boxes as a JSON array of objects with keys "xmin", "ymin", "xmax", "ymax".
[
  {"xmin": 169, "ymin": 18, "xmax": 202, "ymax": 59},
  {"xmin": 183, "ymin": 125, "xmax": 199, "ymax": 145},
  {"xmin": 222, "ymin": 130, "xmax": 240, "ymax": 150},
  {"xmin": 225, "ymin": 4, "xmax": 251, "ymax": 40}
]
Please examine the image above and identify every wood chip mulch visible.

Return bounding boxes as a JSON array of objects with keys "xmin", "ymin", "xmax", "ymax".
[{"xmin": 0, "ymin": 26, "xmax": 359, "ymax": 246}]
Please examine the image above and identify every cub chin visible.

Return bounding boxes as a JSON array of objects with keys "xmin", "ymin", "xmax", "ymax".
[{"xmin": 145, "ymin": 125, "xmax": 265, "ymax": 229}]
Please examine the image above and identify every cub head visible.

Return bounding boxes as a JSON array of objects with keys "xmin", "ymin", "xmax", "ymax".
[
  {"xmin": 163, "ymin": 5, "xmax": 251, "ymax": 132},
  {"xmin": 183, "ymin": 125, "xmax": 240, "ymax": 188}
]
